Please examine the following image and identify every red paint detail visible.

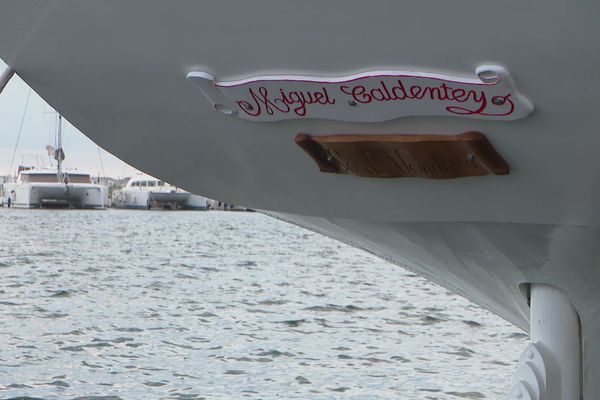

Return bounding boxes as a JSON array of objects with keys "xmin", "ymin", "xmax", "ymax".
[
  {"xmin": 235, "ymin": 78, "xmax": 514, "ymax": 118},
  {"xmin": 237, "ymin": 86, "xmax": 336, "ymax": 117}
]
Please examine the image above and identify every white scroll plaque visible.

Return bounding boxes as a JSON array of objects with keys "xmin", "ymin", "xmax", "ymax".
[{"xmin": 187, "ymin": 65, "xmax": 533, "ymax": 122}]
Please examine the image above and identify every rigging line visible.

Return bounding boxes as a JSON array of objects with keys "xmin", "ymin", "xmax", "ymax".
[
  {"xmin": 43, "ymin": 110, "xmax": 54, "ymax": 144},
  {"xmin": 64, "ymin": 120, "xmax": 72, "ymax": 148},
  {"xmin": 8, "ymin": 88, "xmax": 32, "ymax": 176},
  {"xmin": 120, "ymin": 160, "xmax": 129, "ymax": 180},
  {"xmin": 97, "ymin": 146, "xmax": 106, "ymax": 178}
]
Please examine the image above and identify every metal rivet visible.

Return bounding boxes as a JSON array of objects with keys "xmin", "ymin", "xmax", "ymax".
[
  {"xmin": 477, "ymin": 69, "xmax": 499, "ymax": 83},
  {"xmin": 467, "ymin": 154, "xmax": 476, "ymax": 162},
  {"xmin": 214, "ymin": 104, "xmax": 236, "ymax": 116},
  {"xmin": 348, "ymin": 100, "xmax": 357, "ymax": 107},
  {"xmin": 242, "ymin": 103, "xmax": 254, "ymax": 111},
  {"xmin": 492, "ymin": 97, "xmax": 506, "ymax": 106}
]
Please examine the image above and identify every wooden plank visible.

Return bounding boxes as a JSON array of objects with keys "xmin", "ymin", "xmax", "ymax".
[{"xmin": 295, "ymin": 132, "xmax": 509, "ymax": 179}]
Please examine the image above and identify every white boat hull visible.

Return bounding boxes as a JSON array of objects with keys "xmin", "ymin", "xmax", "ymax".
[
  {"xmin": 271, "ymin": 212, "xmax": 600, "ymax": 337},
  {"xmin": 112, "ymin": 189, "xmax": 208, "ymax": 210},
  {"xmin": 2, "ymin": 182, "xmax": 108, "ymax": 209}
]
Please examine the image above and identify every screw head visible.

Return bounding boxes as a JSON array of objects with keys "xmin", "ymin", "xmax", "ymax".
[
  {"xmin": 477, "ymin": 69, "xmax": 499, "ymax": 83},
  {"xmin": 492, "ymin": 96, "xmax": 506, "ymax": 106},
  {"xmin": 214, "ymin": 104, "xmax": 236, "ymax": 116},
  {"xmin": 348, "ymin": 100, "xmax": 357, "ymax": 107}
]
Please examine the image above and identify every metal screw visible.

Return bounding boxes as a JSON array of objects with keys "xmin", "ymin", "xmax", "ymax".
[
  {"xmin": 348, "ymin": 100, "xmax": 357, "ymax": 107},
  {"xmin": 492, "ymin": 97, "xmax": 506, "ymax": 106},
  {"xmin": 467, "ymin": 154, "xmax": 476, "ymax": 162},
  {"xmin": 242, "ymin": 103, "xmax": 254, "ymax": 111},
  {"xmin": 477, "ymin": 69, "xmax": 499, "ymax": 83},
  {"xmin": 214, "ymin": 104, "xmax": 236, "ymax": 116}
]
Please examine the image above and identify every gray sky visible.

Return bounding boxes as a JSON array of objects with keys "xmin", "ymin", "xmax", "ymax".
[{"xmin": 0, "ymin": 59, "xmax": 137, "ymax": 178}]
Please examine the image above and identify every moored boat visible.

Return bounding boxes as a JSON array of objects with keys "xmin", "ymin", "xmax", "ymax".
[
  {"xmin": 2, "ymin": 166, "xmax": 108, "ymax": 209},
  {"xmin": 1, "ymin": 113, "xmax": 108, "ymax": 209},
  {"xmin": 112, "ymin": 174, "xmax": 208, "ymax": 210}
]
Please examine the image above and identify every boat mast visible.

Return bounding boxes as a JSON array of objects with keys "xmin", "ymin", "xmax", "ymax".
[{"xmin": 56, "ymin": 114, "xmax": 63, "ymax": 182}]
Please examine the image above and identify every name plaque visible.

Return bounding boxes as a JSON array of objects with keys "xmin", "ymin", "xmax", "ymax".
[{"xmin": 187, "ymin": 66, "xmax": 533, "ymax": 122}]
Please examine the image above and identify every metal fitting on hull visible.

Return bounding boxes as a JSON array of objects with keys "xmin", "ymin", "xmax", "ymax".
[
  {"xmin": 506, "ymin": 284, "xmax": 581, "ymax": 400},
  {"xmin": 0, "ymin": 67, "xmax": 14, "ymax": 94}
]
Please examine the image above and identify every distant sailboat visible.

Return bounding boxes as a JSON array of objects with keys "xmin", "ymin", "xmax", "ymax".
[{"xmin": 2, "ymin": 114, "xmax": 108, "ymax": 208}]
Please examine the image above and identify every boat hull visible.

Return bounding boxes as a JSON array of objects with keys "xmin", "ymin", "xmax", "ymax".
[
  {"xmin": 112, "ymin": 189, "xmax": 208, "ymax": 210},
  {"xmin": 2, "ymin": 182, "xmax": 108, "ymax": 209},
  {"xmin": 267, "ymin": 212, "xmax": 600, "ymax": 395}
]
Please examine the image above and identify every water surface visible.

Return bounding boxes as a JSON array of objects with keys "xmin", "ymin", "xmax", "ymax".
[{"xmin": 0, "ymin": 209, "xmax": 526, "ymax": 399}]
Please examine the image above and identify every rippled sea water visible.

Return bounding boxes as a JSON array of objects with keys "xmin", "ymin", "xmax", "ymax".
[{"xmin": 0, "ymin": 208, "xmax": 527, "ymax": 400}]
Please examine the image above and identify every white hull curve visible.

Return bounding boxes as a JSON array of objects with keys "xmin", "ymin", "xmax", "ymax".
[{"xmin": 269, "ymin": 213, "xmax": 600, "ymax": 351}]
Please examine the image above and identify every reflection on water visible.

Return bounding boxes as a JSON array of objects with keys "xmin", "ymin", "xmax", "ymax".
[{"xmin": 0, "ymin": 209, "xmax": 526, "ymax": 399}]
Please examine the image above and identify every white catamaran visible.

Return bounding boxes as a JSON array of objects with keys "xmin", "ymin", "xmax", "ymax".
[
  {"xmin": 1, "ymin": 114, "xmax": 108, "ymax": 209},
  {"xmin": 0, "ymin": 2, "xmax": 597, "ymax": 398}
]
